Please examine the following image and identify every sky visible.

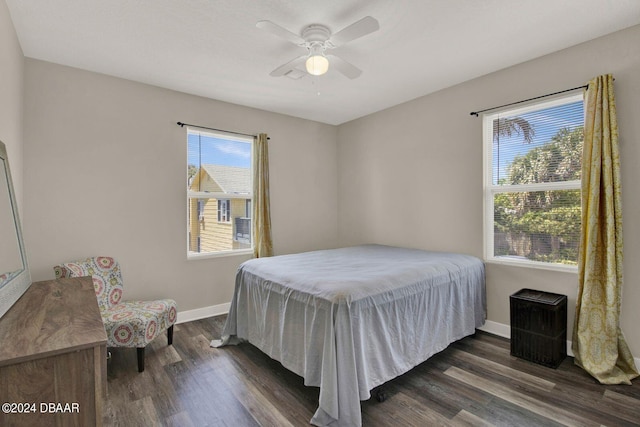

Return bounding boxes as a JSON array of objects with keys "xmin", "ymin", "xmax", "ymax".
[{"xmin": 187, "ymin": 132, "xmax": 251, "ymax": 169}]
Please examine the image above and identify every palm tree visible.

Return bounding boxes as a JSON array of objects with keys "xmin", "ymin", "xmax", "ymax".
[
  {"xmin": 493, "ymin": 117, "xmax": 535, "ymax": 182},
  {"xmin": 493, "ymin": 117, "xmax": 536, "ymax": 144}
]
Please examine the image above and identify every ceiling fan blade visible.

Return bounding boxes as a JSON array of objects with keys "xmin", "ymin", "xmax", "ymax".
[
  {"xmin": 269, "ymin": 55, "xmax": 307, "ymax": 77},
  {"xmin": 330, "ymin": 16, "xmax": 379, "ymax": 47},
  {"xmin": 327, "ymin": 55, "xmax": 362, "ymax": 79},
  {"xmin": 256, "ymin": 20, "xmax": 305, "ymax": 45}
]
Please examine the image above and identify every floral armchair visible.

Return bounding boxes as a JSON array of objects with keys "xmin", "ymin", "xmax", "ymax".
[{"xmin": 54, "ymin": 256, "xmax": 177, "ymax": 372}]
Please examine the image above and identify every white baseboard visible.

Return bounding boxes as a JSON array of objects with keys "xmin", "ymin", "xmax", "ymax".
[
  {"xmin": 478, "ymin": 320, "xmax": 511, "ymax": 340},
  {"xmin": 175, "ymin": 302, "xmax": 230, "ymax": 324},
  {"xmin": 175, "ymin": 306, "xmax": 640, "ymax": 368},
  {"xmin": 478, "ymin": 319, "xmax": 640, "ymax": 367}
]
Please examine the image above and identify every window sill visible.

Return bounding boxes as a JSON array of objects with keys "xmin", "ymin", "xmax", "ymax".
[
  {"xmin": 188, "ymin": 248, "xmax": 254, "ymax": 261},
  {"xmin": 486, "ymin": 257, "xmax": 578, "ymax": 274}
]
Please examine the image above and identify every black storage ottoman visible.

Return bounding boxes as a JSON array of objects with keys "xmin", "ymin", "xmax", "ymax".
[{"xmin": 510, "ymin": 288, "xmax": 567, "ymax": 368}]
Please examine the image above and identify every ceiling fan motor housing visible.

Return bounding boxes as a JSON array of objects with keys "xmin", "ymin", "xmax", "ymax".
[{"xmin": 301, "ymin": 24, "xmax": 332, "ymax": 48}]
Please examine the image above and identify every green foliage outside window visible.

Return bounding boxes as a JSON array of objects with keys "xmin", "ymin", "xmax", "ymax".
[{"xmin": 494, "ymin": 126, "xmax": 583, "ymax": 265}]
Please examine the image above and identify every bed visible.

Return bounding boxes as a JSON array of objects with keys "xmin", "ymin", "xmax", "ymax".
[{"xmin": 211, "ymin": 244, "xmax": 486, "ymax": 427}]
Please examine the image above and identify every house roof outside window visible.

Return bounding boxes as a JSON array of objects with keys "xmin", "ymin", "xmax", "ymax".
[{"xmin": 190, "ymin": 164, "xmax": 250, "ymax": 195}]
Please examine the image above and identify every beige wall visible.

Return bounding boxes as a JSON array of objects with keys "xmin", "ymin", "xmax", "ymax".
[
  {"xmin": 0, "ymin": 0, "xmax": 24, "ymax": 211},
  {"xmin": 337, "ymin": 25, "xmax": 640, "ymax": 355},
  {"xmin": 23, "ymin": 59, "xmax": 338, "ymax": 311}
]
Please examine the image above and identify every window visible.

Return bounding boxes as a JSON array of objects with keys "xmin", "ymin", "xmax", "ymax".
[
  {"xmin": 187, "ymin": 129, "xmax": 253, "ymax": 257},
  {"xmin": 235, "ymin": 199, "xmax": 252, "ymax": 244},
  {"xmin": 483, "ymin": 93, "xmax": 584, "ymax": 270},
  {"xmin": 217, "ymin": 199, "xmax": 230, "ymax": 222},
  {"xmin": 197, "ymin": 200, "xmax": 205, "ymax": 222}
]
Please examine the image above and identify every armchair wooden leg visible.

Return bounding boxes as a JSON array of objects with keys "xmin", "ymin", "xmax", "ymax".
[
  {"xmin": 137, "ymin": 347, "xmax": 145, "ymax": 372},
  {"xmin": 167, "ymin": 325, "xmax": 174, "ymax": 346}
]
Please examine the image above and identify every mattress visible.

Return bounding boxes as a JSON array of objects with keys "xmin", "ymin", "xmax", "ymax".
[{"xmin": 212, "ymin": 244, "xmax": 486, "ymax": 426}]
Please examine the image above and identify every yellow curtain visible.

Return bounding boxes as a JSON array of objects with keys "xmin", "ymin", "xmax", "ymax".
[
  {"xmin": 252, "ymin": 133, "xmax": 273, "ymax": 258},
  {"xmin": 572, "ymin": 74, "xmax": 638, "ymax": 384}
]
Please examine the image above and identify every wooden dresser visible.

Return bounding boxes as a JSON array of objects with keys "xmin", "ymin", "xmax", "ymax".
[{"xmin": 0, "ymin": 276, "xmax": 107, "ymax": 427}]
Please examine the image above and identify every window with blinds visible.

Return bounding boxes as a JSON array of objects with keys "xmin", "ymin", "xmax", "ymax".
[
  {"xmin": 483, "ymin": 93, "xmax": 584, "ymax": 270},
  {"xmin": 187, "ymin": 129, "xmax": 253, "ymax": 258}
]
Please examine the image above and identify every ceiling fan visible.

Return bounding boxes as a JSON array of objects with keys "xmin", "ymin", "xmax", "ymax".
[{"xmin": 256, "ymin": 16, "xmax": 380, "ymax": 79}]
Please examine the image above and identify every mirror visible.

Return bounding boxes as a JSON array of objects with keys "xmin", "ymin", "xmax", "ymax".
[
  {"xmin": 0, "ymin": 140, "xmax": 31, "ymax": 319},
  {"xmin": 0, "ymin": 158, "xmax": 23, "ymax": 276}
]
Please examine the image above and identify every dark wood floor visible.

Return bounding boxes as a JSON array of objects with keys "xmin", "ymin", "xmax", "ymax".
[{"xmin": 103, "ymin": 315, "xmax": 640, "ymax": 426}]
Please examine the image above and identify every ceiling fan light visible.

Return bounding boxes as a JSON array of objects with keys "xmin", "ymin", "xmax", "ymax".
[{"xmin": 306, "ymin": 54, "xmax": 329, "ymax": 76}]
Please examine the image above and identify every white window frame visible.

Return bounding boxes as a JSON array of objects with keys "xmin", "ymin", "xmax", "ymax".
[
  {"xmin": 482, "ymin": 93, "xmax": 583, "ymax": 272},
  {"xmin": 187, "ymin": 128, "xmax": 253, "ymax": 260},
  {"xmin": 217, "ymin": 199, "xmax": 231, "ymax": 223}
]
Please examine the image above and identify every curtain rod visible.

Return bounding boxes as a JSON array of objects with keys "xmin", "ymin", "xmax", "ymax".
[
  {"xmin": 176, "ymin": 122, "xmax": 269, "ymax": 140},
  {"xmin": 469, "ymin": 84, "xmax": 588, "ymax": 117}
]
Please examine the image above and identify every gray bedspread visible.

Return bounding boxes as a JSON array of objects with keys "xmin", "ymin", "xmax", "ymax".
[{"xmin": 211, "ymin": 244, "xmax": 486, "ymax": 426}]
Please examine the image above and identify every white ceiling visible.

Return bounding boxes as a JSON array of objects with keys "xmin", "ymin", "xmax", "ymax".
[{"xmin": 6, "ymin": 0, "xmax": 640, "ymax": 125}]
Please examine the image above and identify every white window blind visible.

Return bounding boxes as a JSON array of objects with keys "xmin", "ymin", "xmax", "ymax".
[{"xmin": 483, "ymin": 93, "xmax": 584, "ymax": 270}]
